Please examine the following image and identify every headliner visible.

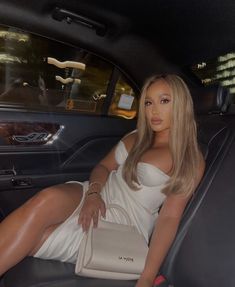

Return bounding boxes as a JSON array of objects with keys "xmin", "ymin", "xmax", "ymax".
[
  {"xmin": 4, "ymin": 0, "xmax": 235, "ymax": 64},
  {"xmin": 0, "ymin": 0, "xmax": 234, "ymax": 85}
]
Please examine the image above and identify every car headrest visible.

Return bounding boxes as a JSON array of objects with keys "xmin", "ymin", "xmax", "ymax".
[{"xmin": 192, "ymin": 84, "xmax": 231, "ymax": 114}]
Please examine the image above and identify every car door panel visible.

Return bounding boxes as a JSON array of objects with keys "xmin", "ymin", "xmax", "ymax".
[{"xmin": 0, "ymin": 110, "xmax": 136, "ymax": 217}]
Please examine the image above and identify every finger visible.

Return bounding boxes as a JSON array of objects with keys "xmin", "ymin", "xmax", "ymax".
[
  {"xmin": 93, "ymin": 213, "xmax": 99, "ymax": 228},
  {"xmin": 83, "ymin": 215, "xmax": 92, "ymax": 232},
  {"xmin": 78, "ymin": 213, "xmax": 83, "ymax": 225},
  {"xmin": 78, "ymin": 210, "xmax": 86, "ymax": 225},
  {"xmin": 100, "ymin": 203, "xmax": 106, "ymax": 218},
  {"xmin": 78, "ymin": 206, "xmax": 86, "ymax": 224}
]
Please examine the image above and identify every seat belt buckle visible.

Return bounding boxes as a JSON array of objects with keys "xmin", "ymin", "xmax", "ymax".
[{"xmin": 154, "ymin": 275, "xmax": 167, "ymax": 286}]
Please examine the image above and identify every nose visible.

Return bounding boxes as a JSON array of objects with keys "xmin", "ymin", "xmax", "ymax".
[{"xmin": 152, "ymin": 105, "xmax": 159, "ymax": 115}]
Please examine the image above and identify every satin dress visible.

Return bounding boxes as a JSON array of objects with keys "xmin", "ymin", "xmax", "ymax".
[{"xmin": 34, "ymin": 140, "xmax": 168, "ymax": 263}]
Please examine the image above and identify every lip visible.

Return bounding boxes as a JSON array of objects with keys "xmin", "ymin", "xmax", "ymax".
[{"xmin": 151, "ymin": 118, "xmax": 163, "ymax": 125}]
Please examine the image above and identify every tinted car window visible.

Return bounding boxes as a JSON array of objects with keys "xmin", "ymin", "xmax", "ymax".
[
  {"xmin": 108, "ymin": 74, "xmax": 138, "ymax": 119},
  {"xmin": 0, "ymin": 25, "xmax": 138, "ymax": 118},
  {"xmin": 191, "ymin": 52, "xmax": 235, "ymax": 102}
]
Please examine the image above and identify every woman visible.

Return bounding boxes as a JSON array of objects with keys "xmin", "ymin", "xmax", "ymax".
[{"xmin": 0, "ymin": 74, "xmax": 205, "ymax": 287}]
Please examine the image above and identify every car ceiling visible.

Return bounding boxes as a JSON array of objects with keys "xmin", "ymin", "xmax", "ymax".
[{"xmin": 0, "ymin": 0, "xmax": 234, "ymax": 87}]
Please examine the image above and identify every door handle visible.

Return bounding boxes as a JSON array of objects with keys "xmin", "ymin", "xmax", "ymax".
[
  {"xmin": 12, "ymin": 178, "xmax": 33, "ymax": 188},
  {"xmin": 12, "ymin": 132, "xmax": 49, "ymax": 143}
]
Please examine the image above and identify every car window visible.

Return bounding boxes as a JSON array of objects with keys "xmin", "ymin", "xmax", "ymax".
[
  {"xmin": 190, "ymin": 52, "xmax": 235, "ymax": 102},
  {"xmin": 0, "ymin": 25, "xmax": 138, "ymax": 118},
  {"xmin": 108, "ymin": 74, "xmax": 138, "ymax": 119}
]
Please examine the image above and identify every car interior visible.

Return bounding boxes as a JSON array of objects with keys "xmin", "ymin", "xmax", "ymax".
[{"xmin": 0, "ymin": 0, "xmax": 235, "ymax": 286}]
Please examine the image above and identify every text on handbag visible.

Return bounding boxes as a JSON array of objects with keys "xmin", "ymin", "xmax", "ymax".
[{"xmin": 118, "ymin": 256, "xmax": 134, "ymax": 262}]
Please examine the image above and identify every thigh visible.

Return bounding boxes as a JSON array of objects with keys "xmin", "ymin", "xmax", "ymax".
[
  {"xmin": 30, "ymin": 182, "xmax": 84, "ymax": 225},
  {"xmin": 29, "ymin": 182, "xmax": 84, "ymax": 255},
  {"xmin": 29, "ymin": 223, "xmax": 61, "ymax": 255}
]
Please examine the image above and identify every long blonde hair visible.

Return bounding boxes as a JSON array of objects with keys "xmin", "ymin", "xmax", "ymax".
[{"xmin": 122, "ymin": 74, "xmax": 201, "ymax": 196}]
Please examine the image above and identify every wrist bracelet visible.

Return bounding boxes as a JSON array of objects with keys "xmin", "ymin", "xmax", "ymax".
[
  {"xmin": 87, "ymin": 191, "xmax": 100, "ymax": 196},
  {"xmin": 89, "ymin": 181, "xmax": 103, "ymax": 189}
]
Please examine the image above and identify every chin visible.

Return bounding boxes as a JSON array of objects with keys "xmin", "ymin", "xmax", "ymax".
[
  {"xmin": 151, "ymin": 126, "xmax": 164, "ymax": 132},
  {"xmin": 151, "ymin": 126, "xmax": 170, "ymax": 134}
]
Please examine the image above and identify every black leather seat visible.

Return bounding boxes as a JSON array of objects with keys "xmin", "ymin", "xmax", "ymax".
[
  {"xmin": 159, "ymin": 121, "xmax": 235, "ymax": 287},
  {"xmin": 1, "ymin": 257, "xmax": 135, "ymax": 287},
  {"xmin": 158, "ymin": 86, "xmax": 235, "ymax": 287}
]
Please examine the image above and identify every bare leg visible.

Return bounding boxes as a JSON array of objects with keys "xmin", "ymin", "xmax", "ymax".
[{"xmin": 0, "ymin": 182, "xmax": 83, "ymax": 276}]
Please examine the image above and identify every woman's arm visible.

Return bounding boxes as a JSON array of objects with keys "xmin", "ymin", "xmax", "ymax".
[
  {"xmin": 79, "ymin": 132, "xmax": 136, "ymax": 231},
  {"xmin": 88, "ymin": 143, "xmax": 120, "ymax": 190},
  {"xmin": 88, "ymin": 129, "xmax": 136, "ymax": 188},
  {"xmin": 136, "ymin": 193, "xmax": 191, "ymax": 287},
  {"xmin": 136, "ymin": 157, "xmax": 205, "ymax": 287},
  {"xmin": 78, "ymin": 144, "xmax": 119, "ymax": 231}
]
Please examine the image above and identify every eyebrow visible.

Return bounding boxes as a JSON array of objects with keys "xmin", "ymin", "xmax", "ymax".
[
  {"xmin": 159, "ymin": 93, "xmax": 171, "ymax": 97},
  {"xmin": 146, "ymin": 93, "xmax": 171, "ymax": 99}
]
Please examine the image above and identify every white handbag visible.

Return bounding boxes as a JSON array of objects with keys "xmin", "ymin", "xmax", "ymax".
[{"xmin": 75, "ymin": 204, "xmax": 149, "ymax": 280}]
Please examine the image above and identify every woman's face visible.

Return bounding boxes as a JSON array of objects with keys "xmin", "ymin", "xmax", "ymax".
[{"xmin": 144, "ymin": 79, "xmax": 173, "ymax": 134}]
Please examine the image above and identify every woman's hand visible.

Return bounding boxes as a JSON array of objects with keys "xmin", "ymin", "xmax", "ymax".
[
  {"xmin": 135, "ymin": 276, "xmax": 153, "ymax": 287},
  {"xmin": 78, "ymin": 193, "xmax": 106, "ymax": 232}
]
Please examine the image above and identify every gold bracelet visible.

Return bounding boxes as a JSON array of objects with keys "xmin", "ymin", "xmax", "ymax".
[
  {"xmin": 89, "ymin": 181, "xmax": 102, "ymax": 189},
  {"xmin": 87, "ymin": 191, "xmax": 100, "ymax": 196}
]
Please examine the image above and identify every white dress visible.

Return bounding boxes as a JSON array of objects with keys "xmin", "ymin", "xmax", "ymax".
[{"xmin": 34, "ymin": 140, "xmax": 169, "ymax": 263}]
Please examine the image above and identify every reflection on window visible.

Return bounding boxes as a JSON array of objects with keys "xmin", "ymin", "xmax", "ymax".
[
  {"xmin": 108, "ymin": 76, "xmax": 138, "ymax": 119},
  {"xmin": 0, "ymin": 25, "xmax": 137, "ymax": 119},
  {"xmin": 68, "ymin": 55, "xmax": 112, "ymax": 114},
  {"xmin": 191, "ymin": 52, "xmax": 235, "ymax": 102}
]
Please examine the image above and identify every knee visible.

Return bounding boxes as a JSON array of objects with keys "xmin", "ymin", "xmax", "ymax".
[
  {"xmin": 32, "ymin": 186, "xmax": 61, "ymax": 209},
  {"xmin": 15, "ymin": 187, "xmax": 63, "ymax": 228},
  {"xmin": 22, "ymin": 183, "xmax": 81, "ymax": 222},
  {"xmin": 24, "ymin": 186, "xmax": 62, "ymax": 216}
]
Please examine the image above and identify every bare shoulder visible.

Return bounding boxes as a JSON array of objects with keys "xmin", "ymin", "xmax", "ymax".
[{"xmin": 121, "ymin": 131, "xmax": 137, "ymax": 152}]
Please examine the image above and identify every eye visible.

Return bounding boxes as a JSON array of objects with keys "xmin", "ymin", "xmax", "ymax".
[
  {"xmin": 160, "ymin": 98, "xmax": 170, "ymax": 104},
  {"xmin": 144, "ymin": 100, "xmax": 152, "ymax": 106}
]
